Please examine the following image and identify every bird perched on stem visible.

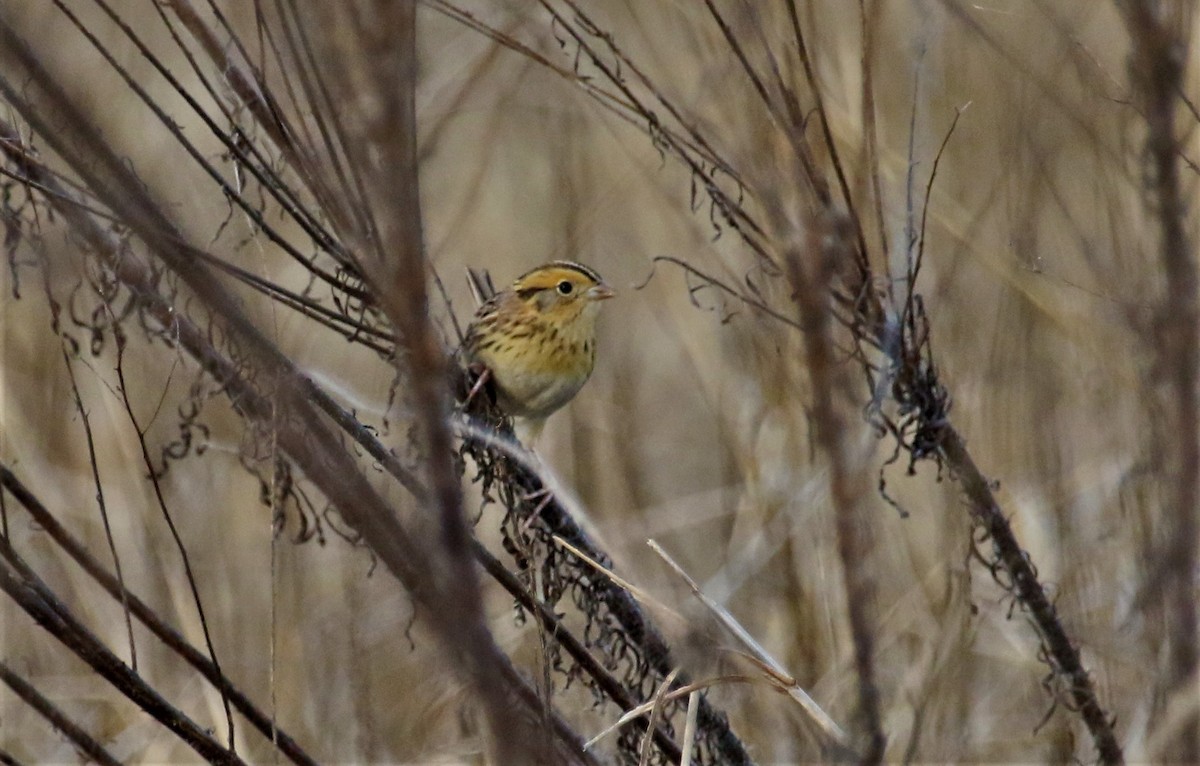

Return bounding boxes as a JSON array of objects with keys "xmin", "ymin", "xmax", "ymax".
[{"xmin": 461, "ymin": 261, "xmax": 614, "ymax": 442}]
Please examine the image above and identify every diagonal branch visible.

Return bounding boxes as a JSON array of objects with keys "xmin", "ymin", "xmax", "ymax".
[
  {"xmin": 0, "ymin": 535, "xmax": 246, "ymax": 766},
  {"xmin": 0, "ymin": 463, "xmax": 320, "ymax": 766},
  {"xmin": 0, "ymin": 660, "xmax": 122, "ymax": 766}
]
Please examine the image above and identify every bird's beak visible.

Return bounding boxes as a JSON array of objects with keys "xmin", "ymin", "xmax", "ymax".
[{"xmin": 587, "ymin": 283, "xmax": 615, "ymax": 301}]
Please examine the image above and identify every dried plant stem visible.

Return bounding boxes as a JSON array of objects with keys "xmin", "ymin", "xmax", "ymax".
[
  {"xmin": 585, "ymin": 675, "xmax": 760, "ymax": 751},
  {"xmin": 335, "ymin": 5, "xmax": 551, "ymax": 761},
  {"xmin": 59, "ymin": 346, "xmax": 138, "ymax": 674},
  {"xmin": 111, "ymin": 333, "xmax": 236, "ymax": 752},
  {"xmin": 455, "ymin": 420, "xmax": 751, "ymax": 762},
  {"xmin": 0, "ymin": 463, "xmax": 319, "ymax": 766},
  {"xmin": 786, "ymin": 220, "xmax": 884, "ymax": 764},
  {"xmin": 638, "ymin": 668, "xmax": 681, "ymax": 766},
  {"xmin": 0, "ymin": 660, "xmax": 122, "ymax": 766},
  {"xmin": 1121, "ymin": 2, "xmax": 1198, "ymax": 763},
  {"xmin": 680, "ymin": 691, "xmax": 701, "ymax": 766},
  {"xmin": 937, "ymin": 429, "xmax": 1124, "ymax": 764},
  {"xmin": 647, "ymin": 539, "xmax": 852, "ymax": 757},
  {"xmin": 454, "ymin": 438, "xmax": 747, "ymax": 760},
  {"xmin": 0, "ymin": 535, "xmax": 246, "ymax": 765}
]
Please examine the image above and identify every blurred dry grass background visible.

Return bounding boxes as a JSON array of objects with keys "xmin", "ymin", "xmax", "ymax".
[{"xmin": 1, "ymin": 1, "xmax": 1197, "ymax": 764}]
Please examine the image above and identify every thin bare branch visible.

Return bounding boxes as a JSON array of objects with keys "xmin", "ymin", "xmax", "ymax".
[
  {"xmin": 0, "ymin": 536, "xmax": 246, "ymax": 765},
  {"xmin": 0, "ymin": 463, "xmax": 320, "ymax": 766},
  {"xmin": 0, "ymin": 660, "xmax": 122, "ymax": 766}
]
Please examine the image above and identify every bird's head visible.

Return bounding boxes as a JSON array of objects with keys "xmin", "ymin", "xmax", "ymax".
[{"xmin": 512, "ymin": 261, "xmax": 614, "ymax": 322}]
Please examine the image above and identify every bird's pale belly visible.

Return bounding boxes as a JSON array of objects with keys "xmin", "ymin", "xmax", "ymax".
[{"xmin": 485, "ymin": 348, "xmax": 593, "ymax": 419}]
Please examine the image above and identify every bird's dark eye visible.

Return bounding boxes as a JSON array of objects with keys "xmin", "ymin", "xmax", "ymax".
[{"xmin": 556, "ymin": 280, "xmax": 574, "ymax": 295}]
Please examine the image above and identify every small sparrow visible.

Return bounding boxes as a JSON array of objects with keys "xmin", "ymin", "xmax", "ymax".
[{"xmin": 461, "ymin": 261, "xmax": 614, "ymax": 440}]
